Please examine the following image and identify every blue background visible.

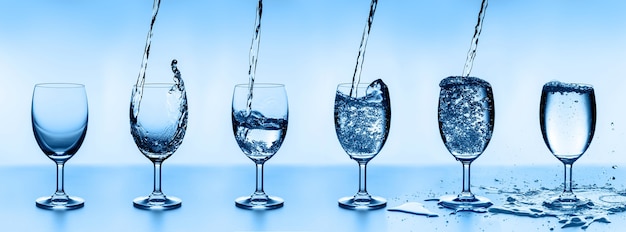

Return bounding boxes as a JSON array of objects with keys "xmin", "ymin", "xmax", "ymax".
[{"xmin": 1, "ymin": 0, "xmax": 626, "ymax": 167}]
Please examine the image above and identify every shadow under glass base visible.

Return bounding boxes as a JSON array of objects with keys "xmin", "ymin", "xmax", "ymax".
[
  {"xmin": 338, "ymin": 195, "xmax": 387, "ymax": 210},
  {"xmin": 235, "ymin": 195, "xmax": 284, "ymax": 210},
  {"xmin": 543, "ymin": 196, "xmax": 592, "ymax": 210},
  {"xmin": 36, "ymin": 195, "xmax": 84, "ymax": 210},
  {"xmin": 439, "ymin": 195, "xmax": 493, "ymax": 211},
  {"xmin": 133, "ymin": 195, "xmax": 181, "ymax": 210}
]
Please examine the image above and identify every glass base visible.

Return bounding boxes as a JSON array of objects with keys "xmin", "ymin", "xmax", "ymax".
[
  {"xmin": 133, "ymin": 195, "xmax": 182, "ymax": 210},
  {"xmin": 543, "ymin": 196, "xmax": 592, "ymax": 210},
  {"xmin": 338, "ymin": 195, "xmax": 387, "ymax": 210},
  {"xmin": 439, "ymin": 195, "xmax": 493, "ymax": 211},
  {"xmin": 235, "ymin": 195, "xmax": 284, "ymax": 210},
  {"xmin": 36, "ymin": 195, "xmax": 84, "ymax": 210}
]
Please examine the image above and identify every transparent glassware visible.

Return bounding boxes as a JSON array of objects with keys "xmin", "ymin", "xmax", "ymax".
[
  {"xmin": 130, "ymin": 83, "xmax": 188, "ymax": 210},
  {"xmin": 232, "ymin": 83, "xmax": 288, "ymax": 210},
  {"xmin": 437, "ymin": 76, "xmax": 494, "ymax": 210},
  {"xmin": 540, "ymin": 81, "xmax": 596, "ymax": 210},
  {"xmin": 32, "ymin": 83, "xmax": 88, "ymax": 210},
  {"xmin": 335, "ymin": 80, "xmax": 390, "ymax": 210}
]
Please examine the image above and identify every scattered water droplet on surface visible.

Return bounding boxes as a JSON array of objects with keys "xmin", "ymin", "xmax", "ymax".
[
  {"xmin": 388, "ymin": 202, "xmax": 439, "ymax": 217},
  {"xmin": 487, "ymin": 185, "xmax": 623, "ymax": 229}
]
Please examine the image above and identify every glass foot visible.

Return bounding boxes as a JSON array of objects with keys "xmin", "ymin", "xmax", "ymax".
[
  {"xmin": 543, "ymin": 196, "xmax": 592, "ymax": 210},
  {"xmin": 36, "ymin": 195, "xmax": 84, "ymax": 210},
  {"xmin": 235, "ymin": 195, "xmax": 284, "ymax": 210},
  {"xmin": 133, "ymin": 195, "xmax": 181, "ymax": 210},
  {"xmin": 338, "ymin": 195, "xmax": 387, "ymax": 210},
  {"xmin": 439, "ymin": 195, "xmax": 492, "ymax": 211}
]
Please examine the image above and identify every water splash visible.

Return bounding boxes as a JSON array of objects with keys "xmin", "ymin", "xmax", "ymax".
[
  {"xmin": 349, "ymin": 0, "xmax": 378, "ymax": 98},
  {"xmin": 488, "ymin": 185, "xmax": 626, "ymax": 229},
  {"xmin": 246, "ymin": 0, "xmax": 263, "ymax": 113},
  {"xmin": 461, "ymin": 0, "xmax": 488, "ymax": 78},
  {"xmin": 132, "ymin": 0, "xmax": 161, "ymax": 119},
  {"xmin": 388, "ymin": 202, "xmax": 439, "ymax": 217},
  {"xmin": 131, "ymin": 0, "xmax": 186, "ymax": 123},
  {"xmin": 171, "ymin": 59, "xmax": 184, "ymax": 90}
]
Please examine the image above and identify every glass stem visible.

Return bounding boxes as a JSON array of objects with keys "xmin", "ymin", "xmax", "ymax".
[
  {"xmin": 563, "ymin": 163, "xmax": 574, "ymax": 195},
  {"xmin": 55, "ymin": 162, "xmax": 66, "ymax": 196},
  {"xmin": 357, "ymin": 162, "xmax": 369, "ymax": 196},
  {"xmin": 255, "ymin": 163, "xmax": 265, "ymax": 195},
  {"xmin": 351, "ymin": 161, "xmax": 372, "ymax": 203},
  {"xmin": 459, "ymin": 161, "xmax": 475, "ymax": 200},
  {"xmin": 153, "ymin": 161, "xmax": 163, "ymax": 195}
]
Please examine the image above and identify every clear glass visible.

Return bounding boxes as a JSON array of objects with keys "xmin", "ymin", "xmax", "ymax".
[
  {"xmin": 540, "ymin": 81, "xmax": 596, "ymax": 210},
  {"xmin": 335, "ymin": 80, "xmax": 390, "ymax": 210},
  {"xmin": 130, "ymin": 83, "xmax": 188, "ymax": 210},
  {"xmin": 32, "ymin": 83, "xmax": 88, "ymax": 210},
  {"xmin": 437, "ymin": 76, "xmax": 494, "ymax": 210},
  {"xmin": 232, "ymin": 83, "xmax": 288, "ymax": 210}
]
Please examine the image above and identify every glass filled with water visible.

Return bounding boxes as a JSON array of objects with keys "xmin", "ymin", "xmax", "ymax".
[
  {"xmin": 232, "ymin": 83, "xmax": 288, "ymax": 210},
  {"xmin": 438, "ymin": 76, "xmax": 494, "ymax": 210},
  {"xmin": 32, "ymin": 83, "xmax": 88, "ymax": 210},
  {"xmin": 335, "ymin": 79, "xmax": 390, "ymax": 210},
  {"xmin": 130, "ymin": 83, "xmax": 187, "ymax": 210},
  {"xmin": 540, "ymin": 81, "xmax": 596, "ymax": 210}
]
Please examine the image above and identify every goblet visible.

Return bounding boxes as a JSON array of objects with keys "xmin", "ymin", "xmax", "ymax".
[
  {"xmin": 232, "ymin": 83, "xmax": 288, "ymax": 210},
  {"xmin": 540, "ymin": 81, "xmax": 596, "ymax": 210},
  {"xmin": 335, "ymin": 79, "xmax": 390, "ymax": 210},
  {"xmin": 32, "ymin": 83, "xmax": 88, "ymax": 210},
  {"xmin": 438, "ymin": 76, "xmax": 494, "ymax": 210},
  {"xmin": 130, "ymin": 83, "xmax": 187, "ymax": 210}
]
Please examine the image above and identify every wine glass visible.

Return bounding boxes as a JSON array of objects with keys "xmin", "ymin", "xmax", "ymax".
[
  {"xmin": 232, "ymin": 83, "xmax": 288, "ymax": 210},
  {"xmin": 437, "ymin": 76, "xmax": 494, "ymax": 210},
  {"xmin": 540, "ymin": 81, "xmax": 596, "ymax": 210},
  {"xmin": 32, "ymin": 83, "xmax": 88, "ymax": 210},
  {"xmin": 335, "ymin": 79, "xmax": 390, "ymax": 210},
  {"xmin": 130, "ymin": 83, "xmax": 188, "ymax": 210}
]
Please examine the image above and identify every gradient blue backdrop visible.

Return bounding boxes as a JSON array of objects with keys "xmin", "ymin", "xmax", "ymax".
[{"xmin": 1, "ymin": 0, "xmax": 625, "ymax": 167}]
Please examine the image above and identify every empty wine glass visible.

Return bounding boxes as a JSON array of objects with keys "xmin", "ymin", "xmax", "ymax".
[
  {"xmin": 32, "ymin": 83, "xmax": 88, "ymax": 210},
  {"xmin": 130, "ymin": 83, "xmax": 188, "ymax": 210},
  {"xmin": 232, "ymin": 83, "xmax": 288, "ymax": 210},
  {"xmin": 335, "ymin": 79, "xmax": 390, "ymax": 210},
  {"xmin": 438, "ymin": 76, "xmax": 494, "ymax": 210},
  {"xmin": 540, "ymin": 81, "xmax": 596, "ymax": 210}
]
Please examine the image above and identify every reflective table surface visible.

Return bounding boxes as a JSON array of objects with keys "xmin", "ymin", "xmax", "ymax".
[{"xmin": 1, "ymin": 164, "xmax": 625, "ymax": 231}]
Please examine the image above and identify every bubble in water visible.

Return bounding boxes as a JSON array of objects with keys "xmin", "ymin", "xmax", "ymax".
[
  {"xmin": 233, "ymin": 110, "xmax": 287, "ymax": 162},
  {"xmin": 335, "ymin": 79, "xmax": 390, "ymax": 160},
  {"xmin": 438, "ymin": 76, "xmax": 494, "ymax": 160}
]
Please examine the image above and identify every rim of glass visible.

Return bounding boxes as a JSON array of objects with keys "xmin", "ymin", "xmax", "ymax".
[
  {"xmin": 234, "ymin": 83, "xmax": 284, "ymax": 88},
  {"xmin": 337, "ymin": 83, "xmax": 370, "ymax": 89},
  {"xmin": 337, "ymin": 83, "xmax": 369, "ymax": 87},
  {"xmin": 35, "ymin": 83, "xmax": 84, "ymax": 88},
  {"xmin": 133, "ymin": 83, "xmax": 176, "ymax": 88}
]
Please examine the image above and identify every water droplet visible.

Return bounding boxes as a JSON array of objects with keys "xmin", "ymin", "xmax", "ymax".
[{"xmin": 388, "ymin": 202, "xmax": 439, "ymax": 217}]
